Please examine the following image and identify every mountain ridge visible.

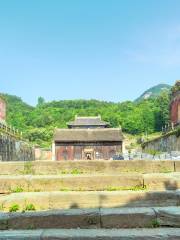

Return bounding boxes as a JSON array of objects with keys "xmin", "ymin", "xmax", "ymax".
[{"xmin": 135, "ymin": 83, "xmax": 171, "ymax": 102}]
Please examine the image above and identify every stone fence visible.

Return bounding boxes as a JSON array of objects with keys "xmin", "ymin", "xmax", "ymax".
[
  {"xmin": 0, "ymin": 123, "xmax": 34, "ymax": 161},
  {"xmin": 142, "ymin": 129, "xmax": 180, "ymax": 153}
]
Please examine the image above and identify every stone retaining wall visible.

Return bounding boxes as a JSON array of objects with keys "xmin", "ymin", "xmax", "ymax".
[
  {"xmin": 142, "ymin": 131, "xmax": 180, "ymax": 152},
  {"xmin": 0, "ymin": 134, "xmax": 34, "ymax": 161},
  {"xmin": 0, "ymin": 160, "xmax": 177, "ymax": 175}
]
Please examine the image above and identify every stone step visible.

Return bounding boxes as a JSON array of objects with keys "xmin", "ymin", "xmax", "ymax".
[
  {"xmin": 1, "ymin": 228, "xmax": 180, "ymax": 239},
  {"xmin": 1, "ymin": 173, "xmax": 180, "ymax": 193},
  {"xmin": 0, "ymin": 207, "xmax": 180, "ymax": 230},
  {"xmin": 0, "ymin": 174, "xmax": 143, "ymax": 193},
  {"xmin": 144, "ymin": 173, "xmax": 180, "ymax": 190},
  {"xmin": 0, "ymin": 191, "xmax": 179, "ymax": 211},
  {"xmin": 0, "ymin": 160, "xmax": 177, "ymax": 175}
]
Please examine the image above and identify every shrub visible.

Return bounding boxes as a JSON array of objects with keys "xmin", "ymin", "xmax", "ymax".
[
  {"xmin": 11, "ymin": 186, "xmax": 24, "ymax": 193},
  {"xmin": 151, "ymin": 219, "xmax": 160, "ymax": 228},
  {"xmin": 176, "ymin": 128, "xmax": 180, "ymax": 138},
  {"xmin": 25, "ymin": 203, "xmax": 36, "ymax": 211},
  {"xmin": 9, "ymin": 204, "xmax": 20, "ymax": 212},
  {"xmin": 71, "ymin": 169, "xmax": 83, "ymax": 174}
]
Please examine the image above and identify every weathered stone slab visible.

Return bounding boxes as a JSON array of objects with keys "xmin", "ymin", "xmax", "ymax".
[
  {"xmin": 41, "ymin": 228, "xmax": 180, "ymax": 239},
  {"xmin": 0, "ymin": 176, "xmax": 30, "ymax": 193},
  {"xmin": 106, "ymin": 160, "xmax": 175, "ymax": 174},
  {"xmin": 174, "ymin": 160, "xmax": 180, "ymax": 172},
  {"xmin": 0, "ymin": 191, "xmax": 179, "ymax": 211},
  {"xmin": 100, "ymin": 207, "xmax": 156, "ymax": 228},
  {"xmin": 0, "ymin": 174, "xmax": 143, "ymax": 193},
  {"xmin": 7, "ymin": 209, "xmax": 100, "ymax": 230},
  {"xmin": 0, "ymin": 228, "xmax": 179, "ymax": 240},
  {"xmin": 3, "ymin": 172, "xmax": 180, "ymax": 193},
  {"xmin": 0, "ymin": 230, "xmax": 42, "ymax": 239},
  {"xmin": 32, "ymin": 160, "xmax": 175, "ymax": 174},
  {"xmin": 4, "ymin": 207, "xmax": 180, "ymax": 230},
  {"xmin": 98, "ymin": 190, "xmax": 179, "ymax": 208},
  {"xmin": 49, "ymin": 191, "xmax": 100, "ymax": 210},
  {"xmin": 2, "ymin": 205, "xmax": 180, "ymax": 231},
  {"xmin": 32, "ymin": 160, "xmax": 107, "ymax": 175},
  {"xmin": 143, "ymin": 173, "xmax": 180, "ymax": 190},
  {"xmin": 148, "ymin": 160, "xmax": 175, "ymax": 173},
  {"xmin": 155, "ymin": 206, "xmax": 180, "ymax": 227},
  {"xmin": 0, "ymin": 192, "xmax": 51, "ymax": 211},
  {"xmin": 0, "ymin": 160, "xmax": 176, "ymax": 175},
  {"xmin": 0, "ymin": 213, "xmax": 9, "ymax": 230},
  {"xmin": 0, "ymin": 162, "xmax": 24, "ymax": 175}
]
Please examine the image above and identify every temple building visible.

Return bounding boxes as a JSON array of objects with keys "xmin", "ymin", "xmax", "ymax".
[
  {"xmin": 52, "ymin": 116, "xmax": 123, "ymax": 160},
  {"xmin": 170, "ymin": 81, "xmax": 180, "ymax": 127}
]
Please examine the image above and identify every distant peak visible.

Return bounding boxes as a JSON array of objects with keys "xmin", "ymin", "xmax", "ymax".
[{"xmin": 135, "ymin": 83, "xmax": 171, "ymax": 102}]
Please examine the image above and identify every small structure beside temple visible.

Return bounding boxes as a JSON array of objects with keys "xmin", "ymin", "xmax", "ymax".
[
  {"xmin": 170, "ymin": 80, "xmax": 180, "ymax": 127},
  {"xmin": 142, "ymin": 80, "xmax": 180, "ymax": 153},
  {"xmin": 0, "ymin": 96, "xmax": 6, "ymax": 123},
  {"xmin": 52, "ymin": 116, "xmax": 123, "ymax": 160}
]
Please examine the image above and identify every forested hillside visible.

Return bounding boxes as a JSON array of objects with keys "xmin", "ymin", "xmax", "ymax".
[
  {"xmin": 135, "ymin": 84, "xmax": 171, "ymax": 102},
  {"xmin": 1, "ymin": 90, "xmax": 170, "ymax": 147}
]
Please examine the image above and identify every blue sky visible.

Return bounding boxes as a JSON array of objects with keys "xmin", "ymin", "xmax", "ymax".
[{"xmin": 0, "ymin": 0, "xmax": 180, "ymax": 105}]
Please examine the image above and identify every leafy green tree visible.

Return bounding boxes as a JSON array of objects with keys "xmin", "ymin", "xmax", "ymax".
[
  {"xmin": 154, "ymin": 90, "xmax": 170, "ymax": 131},
  {"xmin": 37, "ymin": 97, "xmax": 45, "ymax": 107}
]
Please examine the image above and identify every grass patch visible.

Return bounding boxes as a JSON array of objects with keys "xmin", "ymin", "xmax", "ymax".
[
  {"xmin": 24, "ymin": 203, "xmax": 36, "ymax": 211},
  {"xmin": 151, "ymin": 219, "xmax": 160, "ymax": 228},
  {"xmin": 9, "ymin": 204, "xmax": 20, "ymax": 212},
  {"xmin": 59, "ymin": 188, "xmax": 71, "ymax": 191},
  {"xmin": 23, "ymin": 162, "xmax": 34, "ymax": 175},
  {"xmin": 61, "ymin": 169, "xmax": 84, "ymax": 175},
  {"xmin": 34, "ymin": 189, "xmax": 41, "ymax": 192},
  {"xmin": 59, "ymin": 187, "xmax": 84, "ymax": 191},
  {"xmin": 71, "ymin": 169, "xmax": 84, "ymax": 174},
  {"xmin": 10, "ymin": 186, "xmax": 24, "ymax": 193},
  {"xmin": 58, "ymin": 185, "xmax": 147, "ymax": 192},
  {"xmin": 159, "ymin": 168, "xmax": 172, "ymax": 173},
  {"xmin": 27, "ymin": 224, "xmax": 35, "ymax": 230},
  {"xmin": 106, "ymin": 185, "xmax": 147, "ymax": 191}
]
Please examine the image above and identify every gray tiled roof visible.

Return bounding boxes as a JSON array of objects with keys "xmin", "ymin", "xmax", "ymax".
[
  {"xmin": 67, "ymin": 116, "xmax": 109, "ymax": 127},
  {"xmin": 54, "ymin": 128, "xmax": 123, "ymax": 142}
]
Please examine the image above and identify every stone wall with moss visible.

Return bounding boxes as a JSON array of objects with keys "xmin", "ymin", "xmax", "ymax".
[
  {"xmin": 0, "ymin": 133, "xmax": 34, "ymax": 161},
  {"xmin": 142, "ymin": 129, "xmax": 180, "ymax": 152},
  {"xmin": 0, "ymin": 121, "xmax": 35, "ymax": 161}
]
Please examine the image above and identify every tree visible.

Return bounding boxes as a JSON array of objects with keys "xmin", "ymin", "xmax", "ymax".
[
  {"xmin": 155, "ymin": 91, "xmax": 170, "ymax": 131},
  {"xmin": 37, "ymin": 97, "xmax": 45, "ymax": 107}
]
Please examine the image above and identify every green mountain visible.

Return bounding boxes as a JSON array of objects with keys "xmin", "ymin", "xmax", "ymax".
[
  {"xmin": 0, "ymin": 93, "xmax": 34, "ymax": 130},
  {"xmin": 135, "ymin": 84, "xmax": 171, "ymax": 102},
  {"xmin": 0, "ymin": 88, "xmax": 170, "ymax": 147}
]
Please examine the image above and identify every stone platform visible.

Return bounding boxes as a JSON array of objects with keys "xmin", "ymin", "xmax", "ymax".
[
  {"xmin": 0, "ymin": 160, "xmax": 180, "ymax": 239},
  {"xmin": 1, "ymin": 228, "xmax": 180, "ymax": 239}
]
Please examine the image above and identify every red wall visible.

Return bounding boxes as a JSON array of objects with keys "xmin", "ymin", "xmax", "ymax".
[
  {"xmin": 55, "ymin": 143, "xmax": 122, "ymax": 161},
  {"xmin": 170, "ymin": 97, "xmax": 180, "ymax": 125},
  {"xmin": 0, "ymin": 98, "xmax": 6, "ymax": 121}
]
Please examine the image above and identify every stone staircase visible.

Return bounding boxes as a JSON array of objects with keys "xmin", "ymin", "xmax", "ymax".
[{"xmin": 0, "ymin": 160, "xmax": 180, "ymax": 239}]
